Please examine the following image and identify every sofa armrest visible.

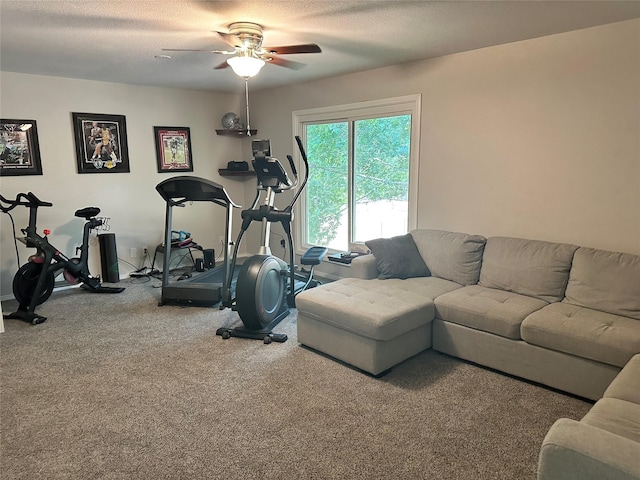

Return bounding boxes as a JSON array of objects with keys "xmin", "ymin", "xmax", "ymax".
[
  {"xmin": 538, "ymin": 418, "xmax": 640, "ymax": 480},
  {"xmin": 350, "ymin": 255, "xmax": 378, "ymax": 280},
  {"xmin": 604, "ymin": 354, "xmax": 640, "ymax": 403}
]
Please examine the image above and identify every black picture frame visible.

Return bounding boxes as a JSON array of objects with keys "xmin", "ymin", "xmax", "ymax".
[
  {"xmin": 154, "ymin": 126, "xmax": 193, "ymax": 173},
  {"xmin": 0, "ymin": 119, "xmax": 43, "ymax": 176},
  {"xmin": 72, "ymin": 112, "xmax": 130, "ymax": 174}
]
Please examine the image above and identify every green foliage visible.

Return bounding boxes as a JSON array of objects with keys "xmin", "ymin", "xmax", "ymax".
[
  {"xmin": 307, "ymin": 123, "xmax": 348, "ymax": 245},
  {"xmin": 354, "ymin": 115, "xmax": 410, "ymax": 203},
  {"xmin": 306, "ymin": 115, "xmax": 411, "ymax": 246}
]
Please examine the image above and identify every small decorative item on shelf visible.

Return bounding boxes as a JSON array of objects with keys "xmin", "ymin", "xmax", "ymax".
[
  {"xmin": 226, "ymin": 161, "xmax": 248, "ymax": 171},
  {"xmin": 218, "ymin": 163, "xmax": 255, "ymax": 178},
  {"xmin": 221, "ymin": 112, "xmax": 241, "ymax": 130},
  {"xmin": 217, "ymin": 111, "xmax": 257, "ymax": 137}
]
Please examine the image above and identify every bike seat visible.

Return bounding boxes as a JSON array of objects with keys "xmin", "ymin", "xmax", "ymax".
[{"xmin": 75, "ymin": 207, "xmax": 101, "ymax": 219}]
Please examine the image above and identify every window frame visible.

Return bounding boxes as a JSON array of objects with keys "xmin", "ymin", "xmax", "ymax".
[{"xmin": 292, "ymin": 94, "xmax": 421, "ymax": 254}]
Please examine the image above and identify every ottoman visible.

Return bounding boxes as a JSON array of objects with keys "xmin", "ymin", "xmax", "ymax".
[{"xmin": 295, "ymin": 276, "xmax": 460, "ymax": 375}]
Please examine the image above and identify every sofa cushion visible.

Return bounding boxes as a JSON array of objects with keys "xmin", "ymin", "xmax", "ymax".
[
  {"xmin": 478, "ymin": 237, "xmax": 577, "ymax": 303},
  {"xmin": 434, "ymin": 285, "xmax": 548, "ymax": 339},
  {"xmin": 365, "ymin": 234, "xmax": 430, "ymax": 280},
  {"xmin": 564, "ymin": 247, "xmax": 640, "ymax": 321},
  {"xmin": 521, "ymin": 303, "xmax": 640, "ymax": 368},
  {"xmin": 581, "ymin": 398, "xmax": 640, "ymax": 443},
  {"xmin": 410, "ymin": 229, "xmax": 486, "ymax": 286},
  {"xmin": 604, "ymin": 355, "xmax": 640, "ymax": 404},
  {"xmin": 295, "ymin": 276, "xmax": 461, "ymax": 341}
]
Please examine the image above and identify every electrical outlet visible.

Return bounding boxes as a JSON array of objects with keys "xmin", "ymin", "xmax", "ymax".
[
  {"xmin": 143, "ymin": 246, "xmax": 148, "ymax": 256},
  {"xmin": 130, "ymin": 248, "xmax": 137, "ymax": 258}
]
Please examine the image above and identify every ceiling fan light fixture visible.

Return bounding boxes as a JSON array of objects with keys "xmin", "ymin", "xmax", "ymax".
[{"xmin": 227, "ymin": 55, "xmax": 265, "ymax": 78}]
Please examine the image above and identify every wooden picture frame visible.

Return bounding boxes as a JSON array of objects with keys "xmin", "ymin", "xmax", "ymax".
[
  {"xmin": 154, "ymin": 126, "xmax": 193, "ymax": 173},
  {"xmin": 72, "ymin": 112, "xmax": 130, "ymax": 174},
  {"xmin": 0, "ymin": 119, "xmax": 43, "ymax": 176}
]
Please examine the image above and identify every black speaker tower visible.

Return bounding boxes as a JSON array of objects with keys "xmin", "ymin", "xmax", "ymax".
[
  {"xmin": 203, "ymin": 249, "xmax": 215, "ymax": 269},
  {"xmin": 98, "ymin": 233, "xmax": 120, "ymax": 283}
]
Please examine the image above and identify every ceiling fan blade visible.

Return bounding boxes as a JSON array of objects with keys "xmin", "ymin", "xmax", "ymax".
[
  {"xmin": 162, "ymin": 48, "xmax": 234, "ymax": 54},
  {"xmin": 214, "ymin": 60, "xmax": 231, "ymax": 70},
  {"xmin": 215, "ymin": 31, "xmax": 243, "ymax": 49},
  {"xmin": 265, "ymin": 56, "xmax": 306, "ymax": 70},
  {"xmin": 264, "ymin": 44, "xmax": 322, "ymax": 55}
]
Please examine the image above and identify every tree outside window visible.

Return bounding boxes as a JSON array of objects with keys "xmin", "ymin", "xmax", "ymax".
[{"xmin": 304, "ymin": 115, "xmax": 412, "ymax": 251}]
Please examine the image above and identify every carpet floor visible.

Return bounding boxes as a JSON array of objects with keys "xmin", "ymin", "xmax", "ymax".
[{"xmin": 1, "ymin": 278, "xmax": 592, "ymax": 479}]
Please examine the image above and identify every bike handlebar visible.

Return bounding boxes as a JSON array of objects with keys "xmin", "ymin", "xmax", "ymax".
[{"xmin": 0, "ymin": 192, "xmax": 53, "ymax": 213}]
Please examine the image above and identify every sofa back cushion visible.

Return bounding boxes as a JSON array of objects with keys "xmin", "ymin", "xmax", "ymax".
[
  {"xmin": 365, "ymin": 234, "xmax": 430, "ymax": 280},
  {"xmin": 564, "ymin": 247, "xmax": 640, "ymax": 320},
  {"xmin": 479, "ymin": 237, "xmax": 578, "ymax": 302},
  {"xmin": 410, "ymin": 229, "xmax": 486, "ymax": 286}
]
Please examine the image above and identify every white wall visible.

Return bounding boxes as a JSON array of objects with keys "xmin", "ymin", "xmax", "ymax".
[
  {"xmin": 1, "ymin": 19, "xmax": 639, "ymax": 296},
  {"xmin": 250, "ymin": 19, "xmax": 640, "ymax": 280},
  {"xmin": 0, "ymin": 73, "xmax": 248, "ymax": 297}
]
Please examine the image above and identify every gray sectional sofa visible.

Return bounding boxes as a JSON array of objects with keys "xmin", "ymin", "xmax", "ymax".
[{"xmin": 295, "ymin": 229, "xmax": 640, "ymax": 479}]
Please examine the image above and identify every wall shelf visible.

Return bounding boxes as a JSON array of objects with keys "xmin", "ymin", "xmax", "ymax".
[
  {"xmin": 215, "ymin": 129, "xmax": 257, "ymax": 137},
  {"xmin": 218, "ymin": 169, "xmax": 256, "ymax": 179}
]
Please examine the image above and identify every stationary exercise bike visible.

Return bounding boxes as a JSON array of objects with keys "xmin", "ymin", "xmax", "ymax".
[
  {"xmin": 0, "ymin": 192, "xmax": 125, "ymax": 325},
  {"xmin": 217, "ymin": 136, "xmax": 326, "ymax": 343}
]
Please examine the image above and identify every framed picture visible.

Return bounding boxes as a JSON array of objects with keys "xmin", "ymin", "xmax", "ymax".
[
  {"xmin": 72, "ymin": 112, "xmax": 129, "ymax": 174},
  {"xmin": 0, "ymin": 119, "xmax": 43, "ymax": 176},
  {"xmin": 154, "ymin": 126, "xmax": 193, "ymax": 173}
]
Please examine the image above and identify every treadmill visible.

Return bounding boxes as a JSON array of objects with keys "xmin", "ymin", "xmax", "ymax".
[{"xmin": 155, "ymin": 176, "xmax": 240, "ymax": 306}]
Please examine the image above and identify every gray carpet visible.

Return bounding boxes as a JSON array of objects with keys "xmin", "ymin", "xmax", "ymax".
[{"xmin": 1, "ymin": 278, "xmax": 592, "ymax": 480}]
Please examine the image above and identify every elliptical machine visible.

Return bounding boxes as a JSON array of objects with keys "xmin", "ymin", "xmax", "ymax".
[{"xmin": 217, "ymin": 136, "xmax": 326, "ymax": 343}]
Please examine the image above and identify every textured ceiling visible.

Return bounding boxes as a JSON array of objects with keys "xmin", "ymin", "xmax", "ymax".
[{"xmin": 1, "ymin": 1, "xmax": 639, "ymax": 93}]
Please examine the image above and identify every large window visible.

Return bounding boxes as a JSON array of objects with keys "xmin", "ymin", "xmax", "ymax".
[{"xmin": 293, "ymin": 95, "xmax": 420, "ymax": 252}]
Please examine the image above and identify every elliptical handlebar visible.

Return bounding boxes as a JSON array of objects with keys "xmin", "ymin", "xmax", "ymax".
[
  {"xmin": 295, "ymin": 136, "xmax": 307, "ymax": 163},
  {"xmin": 287, "ymin": 136, "xmax": 310, "ymax": 211},
  {"xmin": 0, "ymin": 192, "xmax": 53, "ymax": 213},
  {"xmin": 286, "ymin": 152, "xmax": 298, "ymax": 177},
  {"xmin": 284, "ymin": 162, "xmax": 299, "ymax": 191}
]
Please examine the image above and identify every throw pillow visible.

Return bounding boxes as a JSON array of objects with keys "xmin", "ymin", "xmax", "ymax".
[{"xmin": 365, "ymin": 234, "xmax": 430, "ymax": 280}]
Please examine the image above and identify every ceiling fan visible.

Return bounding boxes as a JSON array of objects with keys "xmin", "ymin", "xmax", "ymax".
[{"xmin": 162, "ymin": 22, "xmax": 321, "ymax": 77}]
